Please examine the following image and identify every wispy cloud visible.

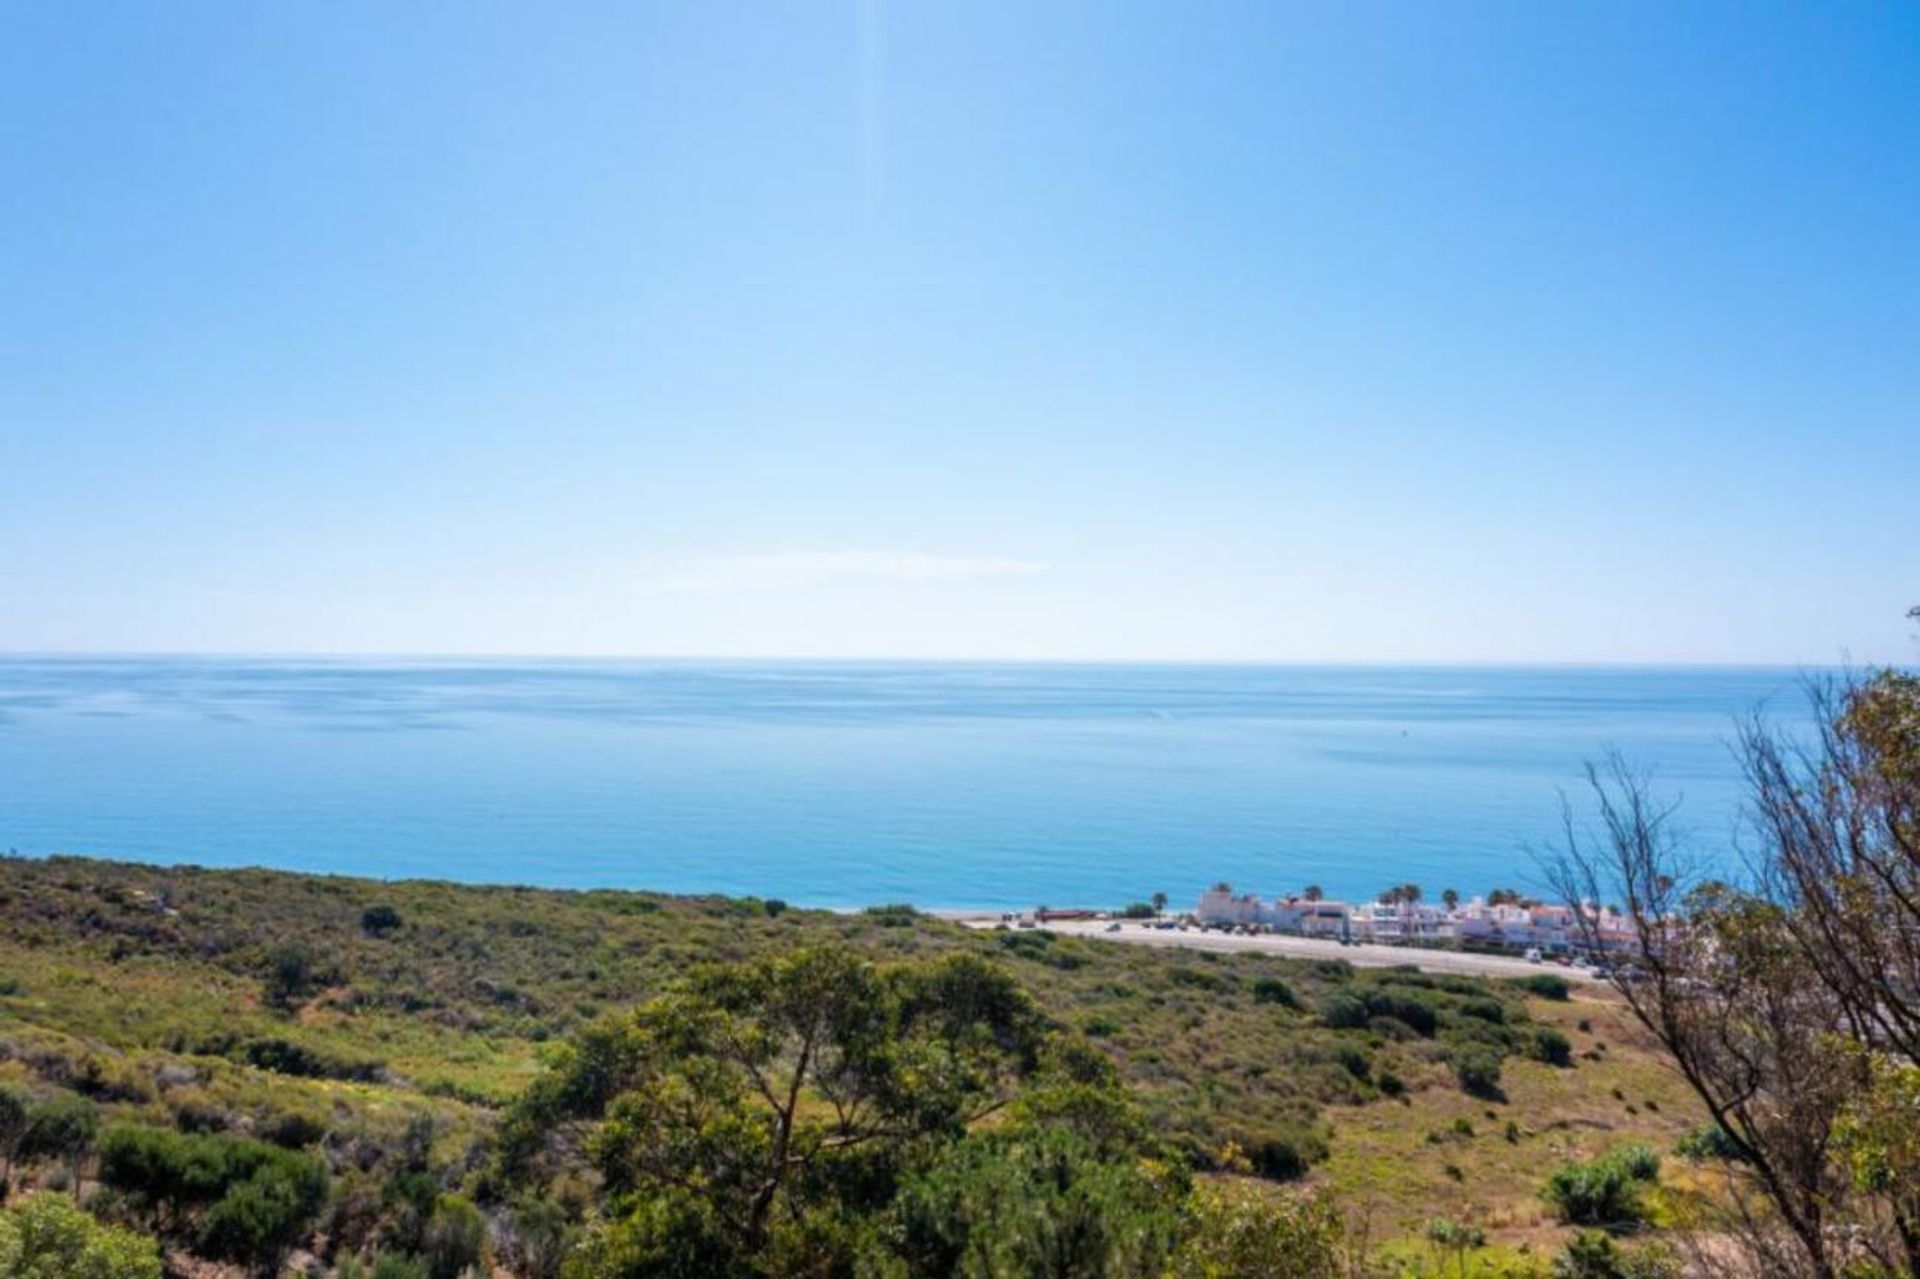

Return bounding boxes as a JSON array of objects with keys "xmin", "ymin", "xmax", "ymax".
[{"xmin": 638, "ymin": 550, "xmax": 1044, "ymax": 596}]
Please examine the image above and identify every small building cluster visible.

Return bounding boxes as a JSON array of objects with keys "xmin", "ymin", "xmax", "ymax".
[{"xmin": 1192, "ymin": 884, "xmax": 1633, "ymax": 954}]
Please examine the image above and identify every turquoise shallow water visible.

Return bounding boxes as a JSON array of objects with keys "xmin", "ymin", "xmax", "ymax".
[{"xmin": 0, "ymin": 659, "xmax": 1809, "ymax": 909}]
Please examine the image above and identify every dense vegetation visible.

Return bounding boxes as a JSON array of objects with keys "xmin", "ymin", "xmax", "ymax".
[{"xmin": 0, "ymin": 854, "xmax": 1685, "ymax": 1275}]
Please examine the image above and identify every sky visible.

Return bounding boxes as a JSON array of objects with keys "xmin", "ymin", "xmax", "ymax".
[{"xmin": 2, "ymin": 2, "xmax": 1915, "ymax": 663}]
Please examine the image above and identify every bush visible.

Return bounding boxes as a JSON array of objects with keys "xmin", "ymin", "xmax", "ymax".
[
  {"xmin": 1251, "ymin": 978, "xmax": 1298, "ymax": 1008},
  {"xmin": 262, "ymin": 941, "xmax": 323, "ymax": 1009},
  {"xmin": 1514, "ymin": 973, "xmax": 1572, "ymax": 1001},
  {"xmin": 1317, "ymin": 993, "xmax": 1369, "ymax": 1030},
  {"xmin": 1552, "ymin": 1229, "xmax": 1680, "ymax": 1278},
  {"xmin": 1120, "ymin": 902, "xmax": 1158, "ymax": 919},
  {"xmin": 242, "ymin": 1036, "xmax": 383, "ymax": 1082},
  {"xmin": 1450, "ymin": 1046, "xmax": 1503, "ymax": 1098},
  {"xmin": 1456, "ymin": 996, "xmax": 1508, "ymax": 1024},
  {"xmin": 1363, "ymin": 989, "xmax": 1438, "ymax": 1036},
  {"xmin": 1170, "ymin": 1185, "xmax": 1345, "ymax": 1278},
  {"xmin": 423, "ymin": 1194, "xmax": 486, "ymax": 1279},
  {"xmin": 1612, "ymin": 1145, "xmax": 1660, "ymax": 1182},
  {"xmin": 1542, "ymin": 1148, "xmax": 1658, "ymax": 1228},
  {"xmin": 0, "ymin": 1192, "xmax": 162, "ymax": 1278},
  {"xmin": 1532, "ymin": 1026, "xmax": 1574, "ymax": 1067},
  {"xmin": 1232, "ymin": 1127, "xmax": 1326, "ymax": 1180},
  {"xmin": 1674, "ymin": 1123, "xmax": 1747, "ymax": 1162},
  {"xmin": 99, "ymin": 1124, "xmax": 329, "ymax": 1267},
  {"xmin": 361, "ymin": 905, "xmax": 404, "ymax": 937}
]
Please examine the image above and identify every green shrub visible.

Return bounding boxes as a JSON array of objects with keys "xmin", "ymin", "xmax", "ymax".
[
  {"xmin": 1456, "ymin": 996, "xmax": 1507, "ymax": 1024},
  {"xmin": 1318, "ymin": 993, "xmax": 1369, "ymax": 1030},
  {"xmin": 423, "ymin": 1194, "xmax": 486, "ymax": 1279},
  {"xmin": 1252, "ymin": 977, "xmax": 1298, "ymax": 1008},
  {"xmin": 1532, "ymin": 1026, "xmax": 1574, "ymax": 1067},
  {"xmin": 1170, "ymin": 1185, "xmax": 1345, "ymax": 1278},
  {"xmin": 1542, "ymin": 1148, "xmax": 1658, "ymax": 1228},
  {"xmin": 1514, "ymin": 973, "xmax": 1572, "ymax": 1000},
  {"xmin": 1674, "ymin": 1124, "xmax": 1746, "ymax": 1162},
  {"xmin": 1363, "ymin": 989, "xmax": 1438, "ymax": 1036},
  {"xmin": 0, "ymin": 1192, "xmax": 162, "ymax": 1278},
  {"xmin": 1552, "ymin": 1229, "xmax": 1680, "ymax": 1278},
  {"xmin": 361, "ymin": 905, "xmax": 404, "ymax": 937},
  {"xmin": 1232, "ymin": 1127, "xmax": 1326, "ymax": 1180},
  {"xmin": 1450, "ymin": 1046, "xmax": 1503, "ymax": 1098}
]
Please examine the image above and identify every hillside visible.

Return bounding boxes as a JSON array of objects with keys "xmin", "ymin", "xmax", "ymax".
[{"xmin": 0, "ymin": 856, "xmax": 1699, "ymax": 1275}]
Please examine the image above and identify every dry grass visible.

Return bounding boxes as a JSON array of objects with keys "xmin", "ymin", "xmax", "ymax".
[{"xmin": 1313, "ymin": 985, "xmax": 1703, "ymax": 1251}]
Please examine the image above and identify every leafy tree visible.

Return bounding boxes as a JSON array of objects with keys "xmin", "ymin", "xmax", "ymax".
[
  {"xmin": 1302, "ymin": 885, "xmax": 1324, "ymax": 902},
  {"xmin": 508, "ymin": 946, "xmax": 1048, "ymax": 1273},
  {"xmin": 1150, "ymin": 891, "xmax": 1168, "ymax": 915},
  {"xmin": 18, "ymin": 1097, "xmax": 94, "ymax": 1186},
  {"xmin": 262, "ymin": 941, "xmax": 322, "ymax": 1010},
  {"xmin": 0, "ymin": 1192, "xmax": 162, "ymax": 1279},
  {"xmin": 1441, "ymin": 887, "xmax": 1460, "ymax": 911}
]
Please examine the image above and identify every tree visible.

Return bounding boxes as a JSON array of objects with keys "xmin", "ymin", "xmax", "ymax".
[
  {"xmin": 19, "ymin": 1096, "xmax": 94, "ymax": 1187},
  {"xmin": 1303, "ymin": 885, "xmax": 1324, "ymax": 902},
  {"xmin": 1441, "ymin": 888, "xmax": 1460, "ymax": 912},
  {"xmin": 1546, "ymin": 662, "xmax": 1920, "ymax": 1278},
  {"xmin": 0, "ymin": 1192, "xmax": 162, "ymax": 1279},
  {"xmin": 262, "ymin": 942, "xmax": 322, "ymax": 1010},
  {"xmin": 1150, "ymin": 891, "xmax": 1168, "ymax": 916},
  {"xmin": 0, "ymin": 1086, "xmax": 29, "ymax": 1188},
  {"xmin": 505, "ymin": 946, "xmax": 1049, "ymax": 1273}
]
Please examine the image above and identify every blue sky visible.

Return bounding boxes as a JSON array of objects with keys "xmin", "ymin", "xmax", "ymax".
[{"xmin": 2, "ymin": 2, "xmax": 1915, "ymax": 662}]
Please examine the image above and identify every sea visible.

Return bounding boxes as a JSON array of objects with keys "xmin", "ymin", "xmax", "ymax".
[{"xmin": 0, "ymin": 659, "xmax": 1814, "ymax": 911}]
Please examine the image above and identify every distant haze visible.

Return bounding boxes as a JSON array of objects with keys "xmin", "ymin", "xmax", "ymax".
[{"xmin": 2, "ymin": 5, "xmax": 1915, "ymax": 663}]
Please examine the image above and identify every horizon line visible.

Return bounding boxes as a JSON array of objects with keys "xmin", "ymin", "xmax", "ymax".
[{"xmin": 0, "ymin": 648, "xmax": 1871, "ymax": 672}]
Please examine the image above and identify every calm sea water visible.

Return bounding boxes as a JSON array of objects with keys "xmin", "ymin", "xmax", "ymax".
[{"xmin": 0, "ymin": 660, "xmax": 1810, "ymax": 910}]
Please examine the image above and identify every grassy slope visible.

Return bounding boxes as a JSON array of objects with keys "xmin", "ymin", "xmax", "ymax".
[{"xmin": 0, "ymin": 855, "xmax": 1701, "ymax": 1251}]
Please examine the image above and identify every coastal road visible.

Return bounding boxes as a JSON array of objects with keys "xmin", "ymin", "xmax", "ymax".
[{"xmin": 966, "ymin": 919, "xmax": 1602, "ymax": 984}]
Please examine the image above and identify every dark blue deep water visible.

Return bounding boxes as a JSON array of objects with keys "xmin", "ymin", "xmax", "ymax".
[{"xmin": 0, "ymin": 660, "xmax": 1810, "ymax": 909}]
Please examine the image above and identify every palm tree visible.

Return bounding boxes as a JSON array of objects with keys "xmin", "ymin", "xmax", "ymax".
[
  {"xmin": 1303, "ymin": 884, "xmax": 1324, "ymax": 902},
  {"xmin": 1441, "ymin": 887, "xmax": 1460, "ymax": 912},
  {"xmin": 1150, "ymin": 891, "xmax": 1168, "ymax": 916}
]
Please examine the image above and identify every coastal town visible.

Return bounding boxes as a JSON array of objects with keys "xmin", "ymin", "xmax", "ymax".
[
  {"xmin": 1190, "ymin": 882, "xmax": 1634, "ymax": 955},
  {"xmin": 1003, "ymin": 881, "xmax": 1635, "ymax": 967}
]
